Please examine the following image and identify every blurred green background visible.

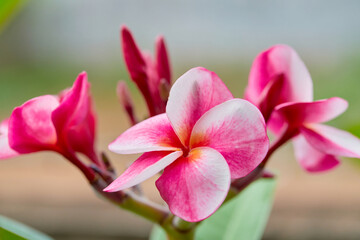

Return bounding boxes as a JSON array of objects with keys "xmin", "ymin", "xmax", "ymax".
[{"xmin": 1, "ymin": 1, "xmax": 360, "ymax": 240}]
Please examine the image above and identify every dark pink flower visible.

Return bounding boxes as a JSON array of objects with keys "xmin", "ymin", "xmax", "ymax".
[
  {"xmin": 121, "ymin": 25, "xmax": 171, "ymax": 116},
  {"xmin": 0, "ymin": 72, "xmax": 101, "ymax": 175},
  {"xmin": 105, "ymin": 67, "xmax": 269, "ymax": 222}
]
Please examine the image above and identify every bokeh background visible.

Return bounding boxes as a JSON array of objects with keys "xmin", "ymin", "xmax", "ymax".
[{"xmin": 1, "ymin": 1, "xmax": 360, "ymax": 239}]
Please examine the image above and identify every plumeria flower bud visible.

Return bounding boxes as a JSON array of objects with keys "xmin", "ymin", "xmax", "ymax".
[
  {"xmin": 117, "ymin": 81, "xmax": 137, "ymax": 125},
  {"xmin": 0, "ymin": 72, "xmax": 101, "ymax": 180},
  {"xmin": 121, "ymin": 25, "xmax": 171, "ymax": 116},
  {"xmin": 245, "ymin": 44, "xmax": 313, "ymax": 131},
  {"xmin": 105, "ymin": 67, "xmax": 269, "ymax": 222}
]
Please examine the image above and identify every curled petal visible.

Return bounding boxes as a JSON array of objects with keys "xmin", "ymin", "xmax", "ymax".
[
  {"xmin": 104, "ymin": 151, "xmax": 182, "ymax": 192},
  {"xmin": 275, "ymin": 97, "xmax": 348, "ymax": 126},
  {"xmin": 109, "ymin": 113, "xmax": 182, "ymax": 154},
  {"xmin": 166, "ymin": 67, "xmax": 233, "ymax": 146},
  {"xmin": 293, "ymin": 135, "xmax": 340, "ymax": 172},
  {"xmin": 257, "ymin": 74, "xmax": 285, "ymax": 122},
  {"xmin": 0, "ymin": 119, "xmax": 19, "ymax": 160},
  {"xmin": 300, "ymin": 124, "xmax": 360, "ymax": 158},
  {"xmin": 9, "ymin": 95, "xmax": 59, "ymax": 153},
  {"xmin": 245, "ymin": 44, "xmax": 313, "ymax": 106},
  {"xmin": 52, "ymin": 72, "xmax": 96, "ymax": 159},
  {"xmin": 266, "ymin": 110, "xmax": 287, "ymax": 136},
  {"xmin": 156, "ymin": 147, "xmax": 230, "ymax": 222},
  {"xmin": 190, "ymin": 99, "xmax": 269, "ymax": 178}
]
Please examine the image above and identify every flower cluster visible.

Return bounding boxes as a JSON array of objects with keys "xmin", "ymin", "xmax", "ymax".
[
  {"xmin": 1, "ymin": 27, "xmax": 360, "ymax": 226},
  {"xmin": 106, "ymin": 67, "xmax": 269, "ymax": 221}
]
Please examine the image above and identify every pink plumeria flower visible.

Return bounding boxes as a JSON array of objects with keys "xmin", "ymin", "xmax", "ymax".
[
  {"xmin": 245, "ymin": 45, "xmax": 360, "ymax": 172},
  {"xmin": 273, "ymin": 97, "xmax": 360, "ymax": 172},
  {"xmin": 105, "ymin": 67, "xmax": 269, "ymax": 222},
  {"xmin": 0, "ymin": 72, "xmax": 101, "ymax": 176},
  {"xmin": 245, "ymin": 44, "xmax": 313, "ymax": 132},
  {"xmin": 121, "ymin": 25, "xmax": 171, "ymax": 116}
]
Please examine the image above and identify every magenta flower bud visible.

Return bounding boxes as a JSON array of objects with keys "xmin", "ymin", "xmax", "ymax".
[
  {"xmin": 0, "ymin": 72, "xmax": 101, "ymax": 180},
  {"xmin": 121, "ymin": 25, "xmax": 171, "ymax": 116}
]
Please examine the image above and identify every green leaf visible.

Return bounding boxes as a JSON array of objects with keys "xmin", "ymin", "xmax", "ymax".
[
  {"xmin": 196, "ymin": 178, "xmax": 276, "ymax": 240},
  {"xmin": 0, "ymin": 215, "xmax": 54, "ymax": 240},
  {"xmin": 150, "ymin": 178, "xmax": 276, "ymax": 240},
  {"xmin": 0, "ymin": 0, "xmax": 27, "ymax": 33},
  {"xmin": 149, "ymin": 224, "xmax": 167, "ymax": 240}
]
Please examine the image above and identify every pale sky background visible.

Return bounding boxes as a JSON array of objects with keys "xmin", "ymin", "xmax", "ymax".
[{"xmin": 2, "ymin": 0, "xmax": 360, "ymax": 65}]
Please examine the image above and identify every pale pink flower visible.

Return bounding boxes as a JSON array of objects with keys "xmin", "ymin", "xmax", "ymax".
[
  {"xmin": 0, "ymin": 72, "xmax": 100, "ymax": 170},
  {"xmin": 121, "ymin": 25, "xmax": 171, "ymax": 116},
  {"xmin": 105, "ymin": 67, "xmax": 269, "ymax": 222}
]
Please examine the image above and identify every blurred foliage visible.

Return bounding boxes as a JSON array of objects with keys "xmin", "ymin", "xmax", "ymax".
[
  {"xmin": 0, "ymin": 215, "xmax": 53, "ymax": 240},
  {"xmin": 0, "ymin": 0, "xmax": 26, "ymax": 34}
]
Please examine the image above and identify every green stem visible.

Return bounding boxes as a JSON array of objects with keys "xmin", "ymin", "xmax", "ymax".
[
  {"xmin": 121, "ymin": 191, "xmax": 169, "ymax": 223},
  {"xmin": 92, "ymin": 178, "xmax": 196, "ymax": 240},
  {"xmin": 91, "ymin": 178, "xmax": 170, "ymax": 224},
  {"xmin": 172, "ymin": 217, "xmax": 196, "ymax": 232},
  {"xmin": 161, "ymin": 215, "xmax": 195, "ymax": 240}
]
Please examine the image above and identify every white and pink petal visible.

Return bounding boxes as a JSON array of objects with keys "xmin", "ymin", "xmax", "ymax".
[
  {"xmin": 166, "ymin": 67, "xmax": 233, "ymax": 146},
  {"xmin": 104, "ymin": 151, "xmax": 182, "ymax": 192},
  {"xmin": 293, "ymin": 134, "xmax": 340, "ymax": 172},
  {"xmin": 300, "ymin": 124, "xmax": 360, "ymax": 158},
  {"xmin": 109, "ymin": 113, "xmax": 182, "ymax": 154},
  {"xmin": 190, "ymin": 99, "xmax": 269, "ymax": 179},
  {"xmin": 156, "ymin": 147, "xmax": 231, "ymax": 222},
  {"xmin": 0, "ymin": 119, "xmax": 19, "ymax": 160}
]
